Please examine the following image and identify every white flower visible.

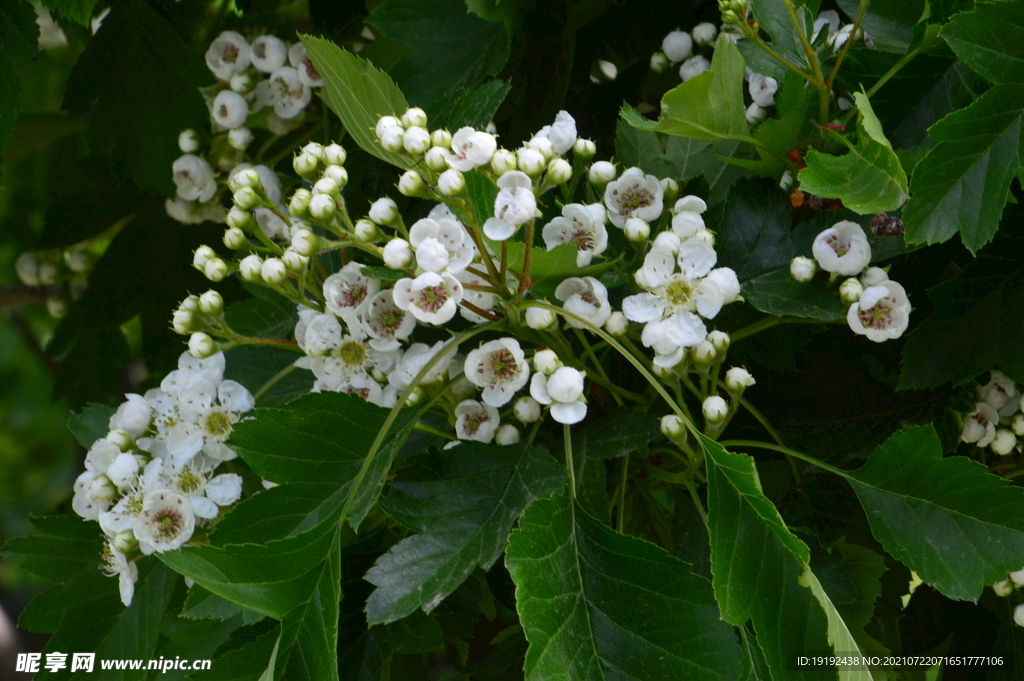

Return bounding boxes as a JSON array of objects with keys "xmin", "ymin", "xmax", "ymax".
[
  {"xmin": 541, "ymin": 111, "xmax": 577, "ymax": 154},
  {"xmin": 847, "ymin": 280, "xmax": 910, "ymax": 342},
  {"xmin": 495, "ymin": 424, "xmax": 521, "ymax": 445},
  {"xmin": 256, "ymin": 67, "xmax": 311, "ymax": 119},
  {"xmin": 107, "ymin": 453, "xmax": 140, "ymax": 489},
  {"xmin": 487, "ymin": 171, "xmax": 537, "ymax": 240},
  {"xmin": 289, "ymin": 43, "xmax": 323, "ymax": 87},
  {"xmin": 662, "ymin": 30, "xmax": 693, "ymax": 62},
  {"xmin": 555, "ymin": 276, "xmax": 612, "ymax": 329},
  {"xmin": 455, "ymin": 400, "xmax": 500, "ymax": 442},
  {"xmin": 389, "ymin": 342, "xmax": 457, "ymax": 391},
  {"xmin": 962, "ymin": 402, "xmax": 999, "ymax": 447},
  {"xmin": 812, "ymin": 220, "xmax": 871, "ymax": 276},
  {"xmin": 542, "ymin": 203, "xmax": 608, "ymax": 267},
  {"xmin": 530, "ymin": 368, "xmax": 587, "ymax": 424},
  {"xmin": 748, "ymin": 73, "xmax": 778, "ymax": 108},
  {"xmin": 746, "ymin": 102, "xmax": 767, "ymax": 125},
  {"xmin": 790, "ymin": 256, "xmax": 816, "ymax": 282},
  {"xmin": 679, "ymin": 55, "xmax": 710, "ymax": 81},
  {"xmin": 393, "ymin": 271, "xmax": 464, "ymax": 325},
  {"xmin": 409, "ymin": 217, "xmax": 473, "ymax": 273},
  {"xmin": 977, "ymin": 371, "xmax": 1020, "ymax": 417},
  {"xmin": 604, "ymin": 167, "xmax": 664, "ymax": 228},
  {"xmin": 703, "ymin": 395, "xmax": 728, "ymax": 424},
  {"xmin": 205, "ymin": 473, "xmax": 243, "ymax": 506},
  {"xmin": 725, "ymin": 367, "xmax": 756, "ymax": 393},
  {"xmin": 178, "ymin": 129, "xmax": 199, "ymax": 153},
  {"xmin": 102, "ymin": 543, "xmax": 138, "ymax": 606},
  {"xmin": 134, "ymin": 490, "xmax": 196, "ymax": 554},
  {"xmin": 72, "ymin": 470, "xmax": 113, "ymax": 520},
  {"xmin": 1010, "ymin": 567, "xmax": 1024, "ymax": 586},
  {"xmin": 813, "ymin": 10, "xmax": 841, "ymax": 41},
  {"xmin": 172, "ymin": 155, "xmax": 216, "ymax": 203},
  {"xmin": 212, "ymin": 90, "xmax": 248, "ymax": 129},
  {"xmin": 206, "ymin": 31, "xmax": 250, "ymax": 81},
  {"xmin": 299, "ymin": 313, "xmax": 342, "ymax": 357},
  {"xmin": 447, "ymin": 127, "xmax": 497, "ymax": 171},
  {"xmin": 692, "ymin": 22, "xmax": 718, "ymax": 46},
  {"xmin": 250, "ymin": 35, "xmax": 287, "ymax": 73},
  {"xmin": 465, "ymin": 338, "xmax": 530, "ymax": 407},
  {"xmin": 1015, "ymin": 604, "xmax": 1024, "ymax": 628},
  {"xmin": 110, "ymin": 394, "xmax": 152, "ymax": 438},
  {"xmin": 514, "ymin": 396, "xmax": 541, "ymax": 423},
  {"xmin": 991, "ymin": 429, "xmax": 1017, "ymax": 455},
  {"xmin": 323, "ymin": 262, "xmax": 380, "ymax": 322},
  {"xmin": 362, "ymin": 290, "xmax": 416, "ymax": 351}
]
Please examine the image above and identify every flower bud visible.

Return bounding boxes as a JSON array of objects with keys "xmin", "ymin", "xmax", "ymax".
[
  {"xmin": 707, "ymin": 330, "xmax": 730, "ymax": 355},
  {"xmin": 840, "ymin": 277, "xmax": 864, "ymax": 304},
  {"xmin": 354, "ymin": 219, "xmax": 379, "ymax": 242},
  {"xmin": 47, "ymin": 296, "xmax": 68, "ymax": 319},
  {"xmin": 113, "ymin": 531, "xmax": 138, "ymax": 554},
  {"xmin": 702, "ymin": 395, "xmax": 728, "ymax": 424},
  {"xmin": 398, "ymin": 170, "xmax": 426, "ymax": 196},
  {"xmin": 289, "ymin": 189, "xmax": 313, "ymax": 217},
  {"xmin": 605, "ymin": 311, "xmax": 628, "ymax": 336},
  {"xmin": 291, "ymin": 229, "xmax": 319, "ymax": 257},
  {"xmin": 624, "ymin": 217, "xmax": 650, "ymax": 242},
  {"xmin": 228, "ymin": 127, "xmax": 252, "ymax": 150},
  {"xmin": 661, "ymin": 414, "xmax": 687, "ymax": 441},
  {"xmin": 223, "ymin": 227, "xmax": 247, "ymax": 250},
  {"xmin": 662, "ymin": 30, "xmax": 693, "ymax": 63},
  {"xmin": 438, "ymin": 168, "xmax": 466, "ymax": 196},
  {"xmin": 308, "ymin": 194, "xmax": 336, "ymax": 220},
  {"xmin": 402, "ymin": 107, "xmax": 428, "ymax": 128},
  {"xmin": 172, "ymin": 309, "xmax": 195, "ymax": 335},
  {"xmin": 204, "ymin": 258, "xmax": 228, "ymax": 282},
  {"xmin": 790, "ymin": 256, "xmax": 816, "ymax": 282},
  {"xmin": 425, "ymin": 146, "xmax": 449, "ymax": 171},
  {"xmin": 375, "ymin": 116, "xmax": 401, "ymax": 138},
  {"xmin": 1011, "ymin": 567, "xmax": 1024, "ymax": 586},
  {"xmin": 383, "ymin": 239, "xmax": 413, "ymax": 269},
  {"xmin": 1011, "ymin": 414, "xmax": 1024, "ymax": 436},
  {"xmin": 547, "ymin": 367, "xmax": 585, "ymax": 403},
  {"xmin": 108, "ymin": 428, "xmax": 134, "ymax": 451},
  {"xmin": 199, "ymin": 290, "xmax": 224, "ymax": 315},
  {"xmin": 573, "ymin": 138, "xmax": 596, "ymax": 161},
  {"xmin": 404, "ymin": 385, "xmax": 425, "ymax": 407},
  {"xmin": 527, "ymin": 136, "xmax": 555, "ymax": 160},
  {"xmin": 725, "ymin": 366, "xmax": 755, "ymax": 394},
  {"xmin": 490, "ymin": 148, "xmax": 517, "ymax": 174},
  {"xmin": 179, "ymin": 295, "xmax": 200, "ymax": 312},
  {"xmin": 368, "ymin": 198, "xmax": 398, "ymax": 225},
  {"xmin": 692, "ymin": 340, "xmax": 716, "ymax": 366},
  {"xmin": 178, "ymin": 129, "xmax": 200, "ymax": 153},
  {"xmin": 660, "ymin": 177, "xmax": 680, "ymax": 204},
  {"xmin": 226, "ymin": 206, "xmax": 253, "ymax": 231},
  {"xmin": 650, "ymin": 51, "xmax": 669, "ymax": 73},
  {"xmin": 1015, "ymin": 604, "xmax": 1024, "ymax": 628},
  {"xmin": 546, "ymin": 158, "xmax": 573, "ymax": 185},
  {"xmin": 90, "ymin": 475, "xmax": 117, "ymax": 501},
  {"xmin": 282, "ymin": 249, "xmax": 308, "ymax": 271},
  {"xmin": 496, "ymin": 424, "xmax": 521, "ymax": 445},
  {"xmin": 233, "ymin": 186, "xmax": 261, "ymax": 210},
  {"xmin": 693, "ymin": 229, "xmax": 716, "ymax": 246},
  {"xmin": 860, "ymin": 266, "xmax": 888, "ymax": 287},
  {"xmin": 514, "ymin": 396, "xmax": 541, "ymax": 423},
  {"xmin": 525, "ymin": 307, "xmax": 557, "ymax": 330},
  {"xmin": 239, "ymin": 254, "xmax": 263, "ymax": 282},
  {"xmin": 230, "ymin": 72, "xmax": 255, "ymax": 94},
  {"xmin": 14, "ymin": 252, "xmax": 40, "ymax": 286},
  {"xmin": 38, "ymin": 261, "xmax": 60, "ymax": 285},
  {"xmin": 232, "ymin": 167, "xmax": 262, "ymax": 189},
  {"xmin": 260, "ymin": 257, "xmax": 287, "ymax": 284},
  {"xmin": 189, "ymin": 332, "xmax": 218, "ymax": 359},
  {"xmin": 322, "ymin": 143, "xmax": 346, "ymax": 166},
  {"xmin": 779, "ymin": 170, "xmax": 795, "ymax": 191},
  {"xmin": 193, "ymin": 245, "xmax": 216, "ymax": 270},
  {"xmin": 402, "ymin": 126, "xmax": 430, "ymax": 155},
  {"xmin": 746, "ymin": 102, "xmax": 767, "ymax": 125},
  {"xmin": 380, "ymin": 126, "xmax": 405, "ymax": 152},
  {"xmin": 534, "ymin": 349, "xmax": 562, "ymax": 375},
  {"xmin": 692, "ymin": 22, "xmax": 718, "ymax": 46},
  {"xmin": 991, "ymin": 429, "xmax": 1017, "ymax": 455},
  {"xmin": 517, "ymin": 148, "xmax": 546, "ymax": 177},
  {"xmin": 323, "ymin": 165, "xmax": 348, "ymax": 188},
  {"xmin": 993, "ymin": 580, "xmax": 1014, "ymax": 597},
  {"xmin": 588, "ymin": 160, "xmax": 616, "ymax": 186},
  {"xmin": 313, "ymin": 177, "xmax": 339, "ymax": 198},
  {"xmin": 431, "ymin": 129, "xmax": 452, "ymax": 147},
  {"xmin": 679, "ymin": 54, "xmax": 711, "ymax": 81}
]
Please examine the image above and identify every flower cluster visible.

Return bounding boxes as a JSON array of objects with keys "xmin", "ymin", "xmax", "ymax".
[
  {"xmin": 961, "ymin": 371, "xmax": 1024, "ymax": 455},
  {"xmin": 991, "ymin": 566, "xmax": 1024, "ymax": 629},
  {"xmin": 13, "ymin": 242, "xmax": 98, "ymax": 319},
  {"xmin": 790, "ymin": 220, "xmax": 911, "ymax": 343},
  {"xmin": 71, "ymin": 352, "xmax": 251, "ymax": 606}
]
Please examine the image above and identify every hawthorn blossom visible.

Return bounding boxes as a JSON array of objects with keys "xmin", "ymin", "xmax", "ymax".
[
  {"xmin": 486, "ymin": 171, "xmax": 537, "ymax": 240},
  {"xmin": 393, "ymin": 271, "xmax": 464, "ymax": 325},
  {"xmin": 604, "ymin": 167, "xmax": 664, "ymax": 228},
  {"xmin": 455, "ymin": 400, "xmax": 500, "ymax": 442},
  {"xmin": 212, "ymin": 90, "xmax": 248, "ymax": 129},
  {"xmin": 555, "ymin": 276, "xmax": 612, "ymax": 329},
  {"xmin": 464, "ymin": 338, "xmax": 530, "ymax": 407},
  {"xmin": 101, "ymin": 543, "xmax": 138, "ymax": 606},
  {"xmin": 323, "ymin": 263, "xmax": 380, "ymax": 322},
  {"xmin": 289, "ymin": 43, "xmax": 324, "ymax": 87},
  {"xmin": 542, "ymin": 203, "xmax": 608, "ymax": 267},
  {"xmin": 962, "ymin": 402, "xmax": 999, "ymax": 447},
  {"xmin": 536, "ymin": 111, "xmax": 577, "ymax": 154},
  {"xmin": 409, "ymin": 217, "xmax": 473, "ymax": 273},
  {"xmin": 134, "ymin": 490, "xmax": 196, "ymax": 554},
  {"xmin": 846, "ymin": 280, "xmax": 911, "ymax": 342},
  {"xmin": 977, "ymin": 371, "xmax": 1020, "ymax": 417},
  {"xmin": 256, "ymin": 67, "xmax": 311, "ymax": 119},
  {"xmin": 389, "ymin": 342, "xmax": 457, "ymax": 391},
  {"xmin": 748, "ymin": 73, "xmax": 778, "ymax": 108},
  {"xmin": 530, "ymin": 367, "xmax": 587, "ymax": 424},
  {"xmin": 447, "ymin": 127, "xmax": 497, "ymax": 171},
  {"xmin": 172, "ymin": 155, "xmax": 216, "ymax": 203},
  {"xmin": 362, "ymin": 290, "xmax": 416, "ymax": 351},
  {"xmin": 250, "ymin": 35, "xmax": 287, "ymax": 73},
  {"xmin": 206, "ymin": 31, "xmax": 250, "ymax": 81},
  {"xmin": 812, "ymin": 220, "xmax": 871, "ymax": 276}
]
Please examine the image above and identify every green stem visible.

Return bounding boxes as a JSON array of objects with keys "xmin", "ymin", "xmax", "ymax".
[
  {"xmin": 718, "ymin": 439, "xmax": 846, "ymax": 478},
  {"xmin": 518, "ymin": 220, "xmax": 536, "ymax": 295},
  {"xmin": 683, "ymin": 478, "xmax": 708, "ymax": 529},
  {"xmin": 729, "ymin": 316, "xmax": 830, "ymax": 343},
  {"xmin": 826, "ymin": 0, "xmax": 869, "ymax": 89},
  {"xmin": 573, "ymin": 328, "xmax": 624, "ymax": 407},
  {"xmin": 564, "ymin": 423, "xmax": 577, "ymax": 500},
  {"xmin": 253, "ymin": 363, "xmax": 297, "ymax": 402},
  {"xmin": 414, "ymin": 422, "xmax": 456, "ymax": 441},
  {"xmin": 617, "ymin": 454, "xmax": 629, "ymax": 531},
  {"xmin": 782, "ymin": 0, "xmax": 830, "ymax": 125}
]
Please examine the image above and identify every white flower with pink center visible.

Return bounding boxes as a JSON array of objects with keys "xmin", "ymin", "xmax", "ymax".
[
  {"xmin": 962, "ymin": 402, "xmax": 999, "ymax": 447},
  {"xmin": 133, "ymin": 490, "xmax": 196, "ymax": 554},
  {"xmin": 812, "ymin": 220, "xmax": 872, "ymax": 276},
  {"xmin": 603, "ymin": 167, "xmax": 664, "ymax": 228},
  {"xmin": 446, "ymin": 127, "xmax": 497, "ymax": 171},
  {"xmin": 323, "ymin": 262, "xmax": 380, "ymax": 322},
  {"xmin": 846, "ymin": 280, "xmax": 910, "ymax": 342},
  {"xmin": 362, "ymin": 290, "xmax": 416, "ymax": 351},
  {"xmin": 393, "ymin": 271, "xmax": 464, "ymax": 325},
  {"xmin": 555, "ymin": 276, "xmax": 612, "ymax": 329},
  {"xmin": 464, "ymin": 338, "xmax": 530, "ymax": 407},
  {"xmin": 542, "ymin": 203, "xmax": 608, "ymax": 267},
  {"xmin": 455, "ymin": 400, "xmax": 500, "ymax": 442},
  {"xmin": 205, "ymin": 31, "xmax": 250, "ymax": 81},
  {"xmin": 255, "ymin": 66, "xmax": 311, "ymax": 119}
]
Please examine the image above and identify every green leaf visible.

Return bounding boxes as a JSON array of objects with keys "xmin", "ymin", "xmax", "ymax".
[
  {"xmin": 943, "ymin": 1, "xmax": 1024, "ymax": 86},
  {"xmin": 191, "ymin": 625, "xmax": 281, "ymax": 681},
  {"xmin": 845, "ymin": 426, "xmax": 1024, "ymax": 602},
  {"xmin": 621, "ymin": 34, "xmax": 752, "ymax": 144},
  {"xmin": 0, "ymin": 1, "xmax": 38, "ymax": 170},
  {"xmin": 902, "ymin": 84, "xmax": 1024, "ymax": 252},
  {"xmin": 446, "ymin": 78, "xmax": 511, "ymax": 131},
  {"xmin": 223, "ymin": 346, "xmax": 314, "ymax": 408},
  {"xmin": 359, "ymin": 266, "xmax": 409, "ymax": 282},
  {"xmin": 364, "ymin": 443, "xmax": 565, "ymax": 624},
  {"xmin": 798, "ymin": 95, "xmax": 909, "ymax": 214},
  {"xmin": 751, "ymin": 0, "xmax": 820, "ymax": 68},
  {"xmin": 505, "ymin": 494, "xmax": 743, "ymax": 681},
  {"xmin": 41, "ymin": 0, "xmax": 100, "ymax": 26},
  {"xmin": 574, "ymin": 411, "xmax": 662, "ymax": 459},
  {"xmin": 68, "ymin": 403, "xmax": 116, "ymax": 448},
  {"xmin": 211, "ymin": 483, "xmax": 347, "ymax": 546},
  {"xmin": 703, "ymin": 437, "xmax": 872, "ymax": 680},
  {"xmin": 499, "ymin": 241, "xmax": 612, "ymax": 298},
  {"xmin": 837, "ymin": 0, "xmax": 925, "ymax": 53},
  {"xmin": 182, "ymin": 586, "xmax": 264, "ymax": 624},
  {"xmin": 2, "ymin": 515, "xmax": 104, "ymax": 583},
  {"xmin": 225, "ymin": 291, "xmax": 297, "ymax": 340},
  {"xmin": 302, "ymin": 35, "xmax": 410, "ymax": 170},
  {"xmin": 744, "ymin": 268, "xmax": 849, "ymax": 320},
  {"xmin": 367, "ymin": 0, "xmax": 508, "ymax": 123},
  {"xmin": 62, "ymin": 0, "xmax": 209, "ymax": 195}
]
